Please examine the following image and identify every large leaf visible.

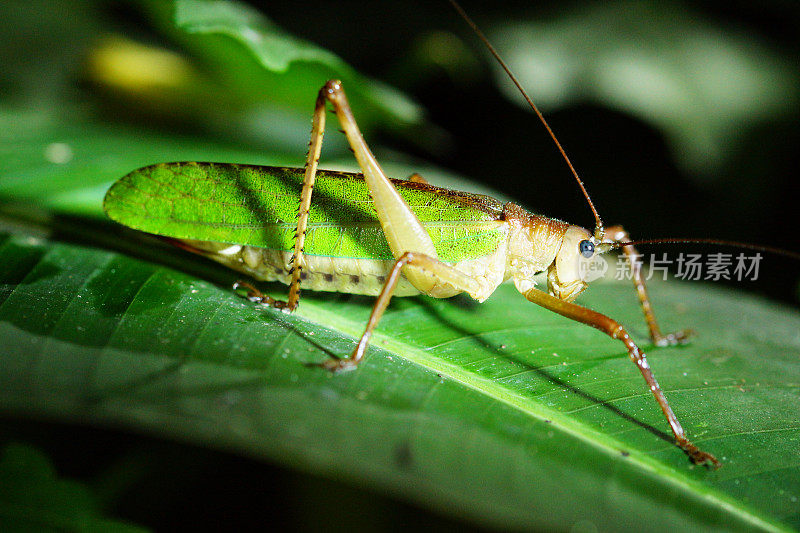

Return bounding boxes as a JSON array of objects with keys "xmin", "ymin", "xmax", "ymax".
[{"xmin": 0, "ymin": 225, "xmax": 798, "ymax": 531}]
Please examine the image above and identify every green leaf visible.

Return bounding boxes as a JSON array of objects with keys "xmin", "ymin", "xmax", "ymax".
[
  {"xmin": 136, "ymin": 0, "xmax": 422, "ymax": 147},
  {"xmin": 0, "ymin": 227, "xmax": 798, "ymax": 530},
  {"xmin": 0, "ymin": 442, "xmax": 147, "ymax": 532}
]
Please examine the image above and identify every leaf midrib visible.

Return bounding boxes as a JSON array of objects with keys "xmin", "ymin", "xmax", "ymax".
[{"xmin": 291, "ymin": 298, "xmax": 788, "ymax": 533}]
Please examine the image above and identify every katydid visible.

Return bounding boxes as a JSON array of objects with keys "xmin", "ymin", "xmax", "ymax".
[
  {"xmin": 104, "ymin": 75, "xmax": 720, "ymax": 467},
  {"xmin": 101, "ymin": 3, "xmax": 737, "ymax": 468}
]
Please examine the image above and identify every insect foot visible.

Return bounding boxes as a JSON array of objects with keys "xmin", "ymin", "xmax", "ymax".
[
  {"xmin": 316, "ymin": 358, "xmax": 359, "ymax": 373},
  {"xmin": 653, "ymin": 328, "xmax": 695, "ymax": 348},
  {"xmin": 232, "ymin": 280, "xmax": 294, "ymax": 311},
  {"xmin": 677, "ymin": 437, "xmax": 721, "ymax": 469}
]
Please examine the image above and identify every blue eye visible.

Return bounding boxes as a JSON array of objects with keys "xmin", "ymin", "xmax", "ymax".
[{"xmin": 579, "ymin": 240, "xmax": 594, "ymax": 258}]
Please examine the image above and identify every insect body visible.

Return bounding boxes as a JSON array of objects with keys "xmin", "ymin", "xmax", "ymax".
[
  {"xmin": 104, "ymin": 163, "xmax": 586, "ymax": 302},
  {"xmin": 106, "ymin": 165, "xmax": 508, "ymax": 298},
  {"xmin": 104, "ymin": 79, "xmax": 718, "ymax": 467}
]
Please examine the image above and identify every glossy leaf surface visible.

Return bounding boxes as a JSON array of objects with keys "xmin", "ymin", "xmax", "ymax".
[{"xmin": 0, "ymin": 226, "xmax": 798, "ymax": 530}]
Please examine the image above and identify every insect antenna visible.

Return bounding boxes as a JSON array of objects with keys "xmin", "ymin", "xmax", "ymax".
[
  {"xmin": 447, "ymin": 0, "xmax": 605, "ymax": 240},
  {"xmin": 611, "ymin": 238, "xmax": 800, "ymax": 261}
]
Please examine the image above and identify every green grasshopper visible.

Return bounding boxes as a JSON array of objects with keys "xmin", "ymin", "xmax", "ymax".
[
  {"xmin": 103, "ymin": 4, "xmax": 723, "ymax": 468},
  {"xmin": 103, "ymin": 76, "xmax": 718, "ymax": 467}
]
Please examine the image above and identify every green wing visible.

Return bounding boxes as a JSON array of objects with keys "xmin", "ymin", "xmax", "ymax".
[{"xmin": 103, "ymin": 162, "xmax": 507, "ymax": 262}]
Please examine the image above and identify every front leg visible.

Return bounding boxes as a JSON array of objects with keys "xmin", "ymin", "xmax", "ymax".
[
  {"xmin": 605, "ymin": 225, "xmax": 692, "ymax": 347},
  {"xmin": 523, "ymin": 287, "xmax": 719, "ymax": 467}
]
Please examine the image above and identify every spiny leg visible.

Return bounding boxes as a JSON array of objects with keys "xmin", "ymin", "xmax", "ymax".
[
  {"xmin": 321, "ymin": 80, "xmax": 439, "ymax": 294},
  {"xmin": 233, "ymin": 85, "xmax": 330, "ymax": 312},
  {"xmin": 319, "ymin": 251, "xmax": 484, "ymax": 373},
  {"xmin": 522, "ymin": 287, "xmax": 719, "ymax": 467},
  {"xmin": 605, "ymin": 225, "xmax": 691, "ymax": 347},
  {"xmin": 282, "ymin": 86, "xmax": 330, "ymax": 310}
]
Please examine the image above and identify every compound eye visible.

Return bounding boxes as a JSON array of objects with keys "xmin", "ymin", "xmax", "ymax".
[{"xmin": 579, "ymin": 239, "xmax": 595, "ymax": 258}]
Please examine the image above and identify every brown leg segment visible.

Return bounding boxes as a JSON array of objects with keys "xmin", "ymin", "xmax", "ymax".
[
  {"xmin": 605, "ymin": 225, "xmax": 692, "ymax": 347},
  {"xmin": 319, "ymin": 251, "xmax": 484, "ymax": 373},
  {"xmin": 283, "ymin": 87, "xmax": 329, "ymax": 311},
  {"xmin": 231, "ymin": 88, "xmax": 329, "ymax": 312},
  {"xmin": 232, "ymin": 280, "xmax": 292, "ymax": 310},
  {"xmin": 239, "ymin": 81, "xmax": 442, "ymax": 312},
  {"xmin": 523, "ymin": 287, "xmax": 719, "ymax": 467}
]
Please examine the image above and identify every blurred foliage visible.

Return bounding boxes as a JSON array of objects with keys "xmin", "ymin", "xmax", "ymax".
[
  {"xmin": 0, "ymin": 0, "xmax": 422, "ymax": 156},
  {"xmin": 487, "ymin": 1, "xmax": 798, "ymax": 178},
  {"xmin": 0, "ymin": 442, "xmax": 146, "ymax": 531}
]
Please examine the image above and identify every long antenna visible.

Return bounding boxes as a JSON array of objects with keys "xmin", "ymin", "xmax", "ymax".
[
  {"xmin": 447, "ymin": 0, "xmax": 604, "ymax": 238},
  {"xmin": 614, "ymin": 238, "xmax": 800, "ymax": 261}
]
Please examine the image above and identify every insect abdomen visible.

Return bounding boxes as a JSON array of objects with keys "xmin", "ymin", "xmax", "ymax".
[
  {"xmin": 184, "ymin": 240, "xmax": 420, "ymax": 296},
  {"xmin": 183, "ymin": 238, "xmax": 509, "ymax": 299}
]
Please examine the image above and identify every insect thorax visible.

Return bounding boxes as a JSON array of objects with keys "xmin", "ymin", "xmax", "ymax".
[{"xmin": 502, "ymin": 203, "xmax": 571, "ymax": 294}]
